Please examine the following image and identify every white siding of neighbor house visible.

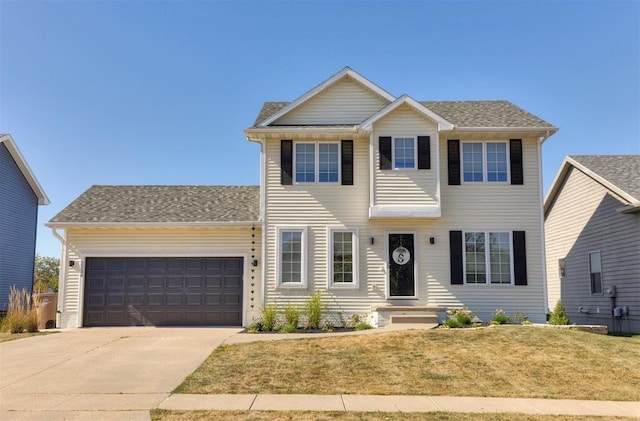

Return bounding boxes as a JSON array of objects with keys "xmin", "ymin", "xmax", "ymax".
[
  {"xmin": 58, "ymin": 227, "xmax": 262, "ymax": 328},
  {"xmin": 273, "ymin": 76, "xmax": 390, "ymax": 125},
  {"xmin": 545, "ymin": 167, "xmax": 640, "ymax": 333},
  {"xmin": 262, "ymin": 128, "xmax": 547, "ymax": 324},
  {"xmin": 372, "ymin": 104, "xmax": 440, "ymax": 207}
]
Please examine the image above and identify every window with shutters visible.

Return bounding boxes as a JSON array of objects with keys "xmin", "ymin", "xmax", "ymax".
[
  {"xmin": 294, "ymin": 142, "xmax": 340, "ymax": 183},
  {"xmin": 464, "ymin": 231, "xmax": 513, "ymax": 285},
  {"xmin": 393, "ymin": 137, "xmax": 416, "ymax": 169},
  {"xmin": 462, "ymin": 142, "xmax": 509, "ymax": 183}
]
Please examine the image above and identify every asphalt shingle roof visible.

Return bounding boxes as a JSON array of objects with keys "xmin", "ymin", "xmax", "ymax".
[
  {"xmin": 49, "ymin": 185, "xmax": 260, "ymax": 224},
  {"xmin": 252, "ymin": 100, "xmax": 554, "ymax": 129},
  {"xmin": 570, "ymin": 155, "xmax": 640, "ymax": 202}
]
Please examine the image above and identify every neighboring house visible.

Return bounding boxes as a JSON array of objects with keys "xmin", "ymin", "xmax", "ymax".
[
  {"xmin": 49, "ymin": 67, "xmax": 557, "ymax": 328},
  {"xmin": 0, "ymin": 134, "xmax": 50, "ymax": 312},
  {"xmin": 545, "ymin": 155, "xmax": 640, "ymax": 333}
]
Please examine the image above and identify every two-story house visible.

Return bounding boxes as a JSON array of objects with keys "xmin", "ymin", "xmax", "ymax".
[{"xmin": 49, "ymin": 68, "xmax": 556, "ymax": 328}]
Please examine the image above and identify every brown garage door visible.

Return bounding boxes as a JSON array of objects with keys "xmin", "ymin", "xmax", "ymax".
[{"xmin": 83, "ymin": 257, "xmax": 243, "ymax": 327}]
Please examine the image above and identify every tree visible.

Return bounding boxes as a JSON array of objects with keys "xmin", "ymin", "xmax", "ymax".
[
  {"xmin": 549, "ymin": 299, "xmax": 570, "ymax": 325},
  {"xmin": 33, "ymin": 254, "xmax": 60, "ymax": 292}
]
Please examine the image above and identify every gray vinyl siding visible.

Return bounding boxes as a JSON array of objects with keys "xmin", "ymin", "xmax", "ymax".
[
  {"xmin": 0, "ymin": 143, "xmax": 38, "ymax": 311},
  {"xmin": 545, "ymin": 166, "xmax": 640, "ymax": 333}
]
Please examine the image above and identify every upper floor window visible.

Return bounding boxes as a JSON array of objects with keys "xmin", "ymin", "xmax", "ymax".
[
  {"xmin": 464, "ymin": 231, "xmax": 513, "ymax": 285},
  {"xmin": 295, "ymin": 142, "xmax": 339, "ymax": 183},
  {"xmin": 589, "ymin": 251, "xmax": 602, "ymax": 294},
  {"xmin": 462, "ymin": 142, "xmax": 509, "ymax": 183},
  {"xmin": 393, "ymin": 137, "xmax": 416, "ymax": 169}
]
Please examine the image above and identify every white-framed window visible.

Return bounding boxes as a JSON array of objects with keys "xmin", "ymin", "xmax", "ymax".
[
  {"xmin": 589, "ymin": 251, "xmax": 602, "ymax": 294},
  {"xmin": 277, "ymin": 227, "xmax": 307, "ymax": 287},
  {"xmin": 462, "ymin": 142, "xmax": 509, "ymax": 183},
  {"xmin": 464, "ymin": 231, "xmax": 513, "ymax": 285},
  {"xmin": 294, "ymin": 142, "xmax": 340, "ymax": 183},
  {"xmin": 328, "ymin": 228, "xmax": 359, "ymax": 288},
  {"xmin": 393, "ymin": 137, "xmax": 416, "ymax": 169}
]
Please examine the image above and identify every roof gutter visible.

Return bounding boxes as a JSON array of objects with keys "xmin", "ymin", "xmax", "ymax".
[
  {"xmin": 244, "ymin": 126, "xmax": 360, "ymax": 141},
  {"xmin": 447, "ymin": 127, "xmax": 558, "ymax": 134},
  {"xmin": 45, "ymin": 221, "xmax": 259, "ymax": 229},
  {"xmin": 618, "ymin": 203, "xmax": 640, "ymax": 214}
]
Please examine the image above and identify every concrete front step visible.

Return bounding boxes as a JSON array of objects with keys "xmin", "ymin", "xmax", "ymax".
[{"xmin": 390, "ymin": 315, "xmax": 439, "ymax": 324}]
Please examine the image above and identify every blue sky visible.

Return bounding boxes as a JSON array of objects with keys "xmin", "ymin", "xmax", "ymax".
[{"xmin": 1, "ymin": 0, "xmax": 638, "ymax": 258}]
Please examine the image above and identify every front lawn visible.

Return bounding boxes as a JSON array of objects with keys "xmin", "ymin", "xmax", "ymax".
[{"xmin": 176, "ymin": 326, "xmax": 640, "ymax": 401}]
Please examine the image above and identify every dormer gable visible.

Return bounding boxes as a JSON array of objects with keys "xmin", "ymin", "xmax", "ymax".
[
  {"xmin": 258, "ymin": 67, "xmax": 395, "ymax": 127},
  {"xmin": 361, "ymin": 94, "xmax": 454, "ymax": 131}
]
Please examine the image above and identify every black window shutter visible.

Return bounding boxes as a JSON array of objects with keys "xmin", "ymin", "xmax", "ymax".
[
  {"xmin": 341, "ymin": 140, "xmax": 353, "ymax": 185},
  {"xmin": 379, "ymin": 136, "xmax": 392, "ymax": 170},
  {"xmin": 417, "ymin": 136, "xmax": 431, "ymax": 169},
  {"xmin": 450, "ymin": 231, "xmax": 464, "ymax": 284},
  {"xmin": 513, "ymin": 231, "xmax": 527, "ymax": 285},
  {"xmin": 448, "ymin": 140, "xmax": 460, "ymax": 185},
  {"xmin": 281, "ymin": 140, "xmax": 293, "ymax": 185},
  {"xmin": 510, "ymin": 139, "xmax": 523, "ymax": 185}
]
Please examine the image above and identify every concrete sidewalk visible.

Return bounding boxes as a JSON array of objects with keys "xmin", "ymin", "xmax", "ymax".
[
  {"xmin": 159, "ymin": 394, "xmax": 640, "ymax": 417},
  {"xmin": 1, "ymin": 393, "xmax": 638, "ymax": 419}
]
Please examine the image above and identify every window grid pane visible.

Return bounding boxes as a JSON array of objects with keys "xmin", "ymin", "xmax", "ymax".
[
  {"xmin": 332, "ymin": 231, "xmax": 354, "ymax": 283},
  {"xmin": 394, "ymin": 137, "xmax": 415, "ymax": 169},
  {"xmin": 486, "ymin": 143, "xmax": 508, "ymax": 182},
  {"xmin": 463, "ymin": 143, "xmax": 484, "ymax": 182},
  {"xmin": 281, "ymin": 231, "xmax": 302, "ymax": 283},
  {"xmin": 295, "ymin": 143, "xmax": 315, "ymax": 183},
  {"xmin": 319, "ymin": 143, "xmax": 339, "ymax": 183},
  {"xmin": 489, "ymin": 232, "xmax": 511, "ymax": 284},
  {"xmin": 465, "ymin": 232, "xmax": 486, "ymax": 283}
]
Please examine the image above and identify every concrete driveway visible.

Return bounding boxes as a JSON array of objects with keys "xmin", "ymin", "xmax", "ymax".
[{"xmin": 0, "ymin": 326, "xmax": 241, "ymax": 420}]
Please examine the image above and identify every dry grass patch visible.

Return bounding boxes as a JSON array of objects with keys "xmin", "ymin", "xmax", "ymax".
[
  {"xmin": 151, "ymin": 410, "xmax": 636, "ymax": 421},
  {"xmin": 0, "ymin": 331, "xmax": 52, "ymax": 343},
  {"xmin": 176, "ymin": 326, "xmax": 640, "ymax": 401}
]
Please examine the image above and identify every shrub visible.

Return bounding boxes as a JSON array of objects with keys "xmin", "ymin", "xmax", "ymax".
[
  {"xmin": 490, "ymin": 308, "xmax": 511, "ymax": 325},
  {"xmin": 446, "ymin": 307, "xmax": 475, "ymax": 326},
  {"xmin": 305, "ymin": 290, "xmax": 324, "ymax": 329},
  {"xmin": 261, "ymin": 303, "xmax": 279, "ymax": 331},
  {"xmin": 5, "ymin": 286, "xmax": 38, "ymax": 334},
  {"xmin": 279, "ymin": 324, "xmax": 297, "ymax": 333},
  {"xmin": 549, "ymin": 300, "xmax": 570, "ymax": 325},
  {"xmin": 283, "ymin": 303, "xmax": 300, "ymax": 328},
  {"xmin": 514, "ymin": 311, "xmax": 532, "ymax": 325}
]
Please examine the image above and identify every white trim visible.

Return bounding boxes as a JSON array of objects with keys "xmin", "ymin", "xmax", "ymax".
[
  {"xmin": 78, "ymin": 253, "xmax": 251, "ymax": 327},
  {"xmin": 327, "ymin": 227, "xmax": 359, "ymax": 290},
  {"xmin": 460, "ymin": 141, "xmax": 510, "ymax": 184},
  {"xmin": 360, "ymin": 95, "xmax": 454, "ymax": 131},
  {"xmin": 462, "ymin": 230, "xmax": 515, "ymax": 286},
  {"xmin": 1, "ymin": 134, "xmax": 50, "ymax": 205},
  {"xmin": 385, "ymin": 231, "xmax": 419, "ymax": 299},
  {"xmin": 537, "ymin": 139, "xmax": 549, "ymax": 313},
  {"xmin": 369, "ymin": 205, "xmax": 441, "ymax": 218},
  {"xmin": 293, "ymin": 141, "xmax": 341, "ymax": 185},
  {"xmin": 276, "ymin": 226, "xmax": 308, "ymax": 289},
  {"xmin": 258, "ymin": 67, "xmax": 395, "ymax": 127},
  {"xmin": 448, "ymin": 127, "xmax": 558, "ymax": 133}
]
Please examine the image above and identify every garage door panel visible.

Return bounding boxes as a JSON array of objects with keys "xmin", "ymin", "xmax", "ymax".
[{"xmin": 84, "ymin": 257, "xmax": 243, "ymax": 326}]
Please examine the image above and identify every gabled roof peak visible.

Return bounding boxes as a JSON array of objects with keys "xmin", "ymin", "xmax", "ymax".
[{"xmin": 256, "ymin": 67, "xmax": 396, "ymax": 127}]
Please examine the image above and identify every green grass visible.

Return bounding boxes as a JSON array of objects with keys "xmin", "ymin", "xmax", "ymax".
[
  {"xmin": 151, "ymin": 410, "xmax": 637, "ymax": 421},
  {"xmin": 176, "ymin": 326, "xmax": 640, "ymax": 401}
]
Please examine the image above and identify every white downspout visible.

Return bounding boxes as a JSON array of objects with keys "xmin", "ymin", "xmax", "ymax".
[
  {"xmin": 50, "ymin": 228, "xmax": 67, "ymax": 327},
  {"xmin": 538, "ymin": 133, "xmax": 550, "ymax": 319}
]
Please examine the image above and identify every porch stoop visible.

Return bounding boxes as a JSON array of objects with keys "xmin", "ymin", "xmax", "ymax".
[{"xmin": 372, "ymin": 305, "xmax": 447, "ymax": 327}]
